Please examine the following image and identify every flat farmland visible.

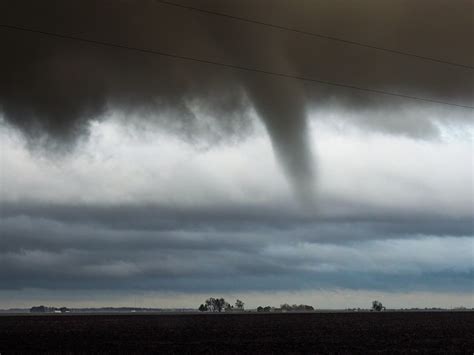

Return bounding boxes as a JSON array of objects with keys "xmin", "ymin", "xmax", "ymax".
[{"xmin": 0, "ymin": 312, "xmax": 473, "ymax": 353}]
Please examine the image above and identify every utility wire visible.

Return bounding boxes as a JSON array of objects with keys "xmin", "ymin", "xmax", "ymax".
[
  {"xmin": 155, "ymin": 0, "xmax": 474, "ymax": 70},
  {"xmin": 1, "ymin": 23, "xmax": 472, "ymax": 110}
]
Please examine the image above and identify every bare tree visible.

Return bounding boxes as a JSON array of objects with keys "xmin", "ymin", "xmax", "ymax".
[
  {"xmin": 201, "ymin": 297, "xmax": 230, "ymax": 312},
  {"xmin": 205, "ymin": 298, "xmax": 216, "ymax": 312},
  {"xmin": 214, "ymin": 298, "xmax": 227, "ymax": 312},
  {"xmin": 372, "ymin": 300, "xmax": 385, "ymax": 311},
  {"xmin": 235, "ymin": 299, "xmax": 245, "ymax": 311}
]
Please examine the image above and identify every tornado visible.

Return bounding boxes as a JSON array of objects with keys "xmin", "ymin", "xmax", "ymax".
[{"xmin": 245, "ymin": 76, "xmax": 316, "ymax": 205}]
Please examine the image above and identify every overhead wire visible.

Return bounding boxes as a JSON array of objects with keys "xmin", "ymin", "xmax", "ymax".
[
  {"xmin": 155, "ymin": 0, "xmax": 474, "ymax": 70},
  {"xmin": 0, "ymin": 23, "xmax": 472, "ymax": 110}
]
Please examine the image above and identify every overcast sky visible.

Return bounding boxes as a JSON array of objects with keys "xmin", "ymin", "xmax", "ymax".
[{"xmin": 0, "ymin": 0, "xmax": 473, "ymax": 309}]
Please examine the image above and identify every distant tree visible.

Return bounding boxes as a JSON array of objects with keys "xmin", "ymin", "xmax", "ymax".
[
  {"xmin": 257, "ymin": 306, "xmax": 264, "ymax": 312},
  {"xmin": 225, "ymin": 303, "xmax": 233, "ymax": 312},
  {"xmin": 214, "ymin": 298, "xmax": 227, "ymax": 312},
  {"xmin": 198, "ymin": 304, "xmax": 208, "ymax": 312},
  {"xmin": 202, "ymin": 298, "xmax": 229, "ymax": 312},
  {"xmin": 205, "ymin": 298, "xmax": 215, "ymax": 312},
  {"xmin": 372, "ymin": 300, "xmax": 385, "ymax": 311},
  {"xmin": 235, "ymin": 299, "xmax": 245, "ymax": 311},
  {"xmin": 263, "ymin": 306, "xmax": 272, "ymax": 312}
]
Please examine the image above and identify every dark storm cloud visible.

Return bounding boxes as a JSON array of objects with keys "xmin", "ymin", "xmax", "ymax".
[
  {"xmin": 1, "ymin": 202, "xmax": 472, "ymax": 292},
  {"xmin": 0, "ymin": 0, "xmax": 472, "ymax": 197},
  {"xmin": 1, "ymin": 226, "xmax": 472, "ymax": 293},
  {"xmin": 2, "ymin": 202, "xmax": 472, "ymax": 237}
]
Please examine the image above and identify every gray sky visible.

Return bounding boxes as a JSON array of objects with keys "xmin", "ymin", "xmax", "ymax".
[
  {"xmin": 0, "ymin": 0, "xmax": 473, "ymax": 308},
  {"xmin": 1, "ymin": 116, "xmax": 472, "ymax": 308}
]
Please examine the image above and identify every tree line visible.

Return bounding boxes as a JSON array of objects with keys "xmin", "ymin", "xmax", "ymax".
[
  {"xmin": 198, "ymin": 298, "xmax": 245, "ymax": 312},
  {"xmin": 257, "ymin": 304, "xmax": 315, "ymax": 312},
  {"xmin": 30, "ymin": 305, "xmax": 70, "ymax": 313},
  {"xmin": 198, "ymin": 298, "xmax": 387, "ymax": 312}
]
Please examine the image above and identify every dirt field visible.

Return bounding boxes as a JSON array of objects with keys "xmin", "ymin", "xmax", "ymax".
[{"xmin": 1, "ymin": 312, "xmax": 472, "ymax": 353}]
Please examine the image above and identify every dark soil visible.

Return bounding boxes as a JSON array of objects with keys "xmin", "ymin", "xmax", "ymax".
[{"xmin": 0, "ymin": 312, "xmax": 473, "ymax": 354}]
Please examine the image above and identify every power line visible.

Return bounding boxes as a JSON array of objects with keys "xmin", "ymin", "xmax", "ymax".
[
  {"xmin": 1, "ymin": 23, "xmax": 472, "ymax": 110},
  {"xmin": 155, "ymin": 0, "xmax": 474, "ymax": 71}
]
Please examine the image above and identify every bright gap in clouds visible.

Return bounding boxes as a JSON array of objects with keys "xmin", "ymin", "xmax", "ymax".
[{"xmin": 1, "ymin": 113, "xmax": 472, "ymax": 219}]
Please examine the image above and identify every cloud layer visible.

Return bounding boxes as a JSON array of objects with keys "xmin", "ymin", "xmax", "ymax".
[{"xmin": 1, "ymin": 118, "xmax": 472, "ymax": 303}]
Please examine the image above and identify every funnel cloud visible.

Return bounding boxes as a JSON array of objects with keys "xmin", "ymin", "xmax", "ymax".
[{"xmin": 0, "ymin": 0, "xmax": 472, "ymax": 200}]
